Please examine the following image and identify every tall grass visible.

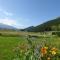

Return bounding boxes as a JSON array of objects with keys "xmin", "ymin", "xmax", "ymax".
[{"xmin": 13, "ymin": 35, "xmax": 60, "ymax": 60}]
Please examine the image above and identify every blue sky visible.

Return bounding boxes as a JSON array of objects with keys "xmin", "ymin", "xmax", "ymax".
[{"xmin": 0, "ymin": 0, "xmax": 60, "ymax": 29}]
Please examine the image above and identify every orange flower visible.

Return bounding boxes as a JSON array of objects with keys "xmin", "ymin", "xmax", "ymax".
[
  {"xmin": 41, "ymin": 47, "xmax": 48, "ymax": 55},
  {"xmin": 51, "ymin": 47, "xmax": 57, "ymax": 51}
]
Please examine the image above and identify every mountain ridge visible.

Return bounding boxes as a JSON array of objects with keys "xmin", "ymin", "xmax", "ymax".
[
  {"xmin": 0, "ymin": 23, "xmax": 17, "ymax": 30},
  {"xmin": 21, "ymin": 17, "xmax": 60, "ymax": 32}
]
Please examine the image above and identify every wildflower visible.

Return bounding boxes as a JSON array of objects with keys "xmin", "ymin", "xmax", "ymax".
[
  {"xmin": 51, "ymin": 47, "xmax": 57, "ymax": 55},
  {"xmin": 47, "ymin": 57, "xmax": 51, "ymax": 60},
  {"xmin": 44, "ymin": 46, "xmax": 48, "ymax": 49},
  {"xmin": 51, "ymin": 51, "xmax": 56, "ymax": 55},
  {"xmin": 41, "ymin": 47, "xmax": 48, "ymax": 55},
  {"xmin": 51, "ymin": 47, "xmax": 57, "ymax": 51}
]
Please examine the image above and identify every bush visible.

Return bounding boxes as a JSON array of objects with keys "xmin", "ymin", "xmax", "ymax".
[
  {"xmin": 52, "ymin": 32, "xmax": 56, "ymax": 35},
  {"xmin": 0, "ymin": 33, "xmax": 2, "ymax": 36},
  {"xmin": 52, "ymin": 31, "xmax": 60, "ymax": 37},
  {"xmin": 56, "ymin": 32, "xmax": 60, "ymax": 37}
]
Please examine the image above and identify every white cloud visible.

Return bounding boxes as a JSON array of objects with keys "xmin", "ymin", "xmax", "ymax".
[
  {"xmin": 0, "ymin": 18, "xmax": 25, "ymax": 29},
  {"xmin": 3, "ymin": 11, "xmax": 13, "ymax": 16},
  {"xmin": 0, "ymin": 18, "xmax": 16, "ymax": 26},
  {"xmin": 0, "ymin": 8, "xmax": 13, "ymax": 16},
  {"xmin": 0, "ymin": 8, "xmax": 28, "ymax": 29}
]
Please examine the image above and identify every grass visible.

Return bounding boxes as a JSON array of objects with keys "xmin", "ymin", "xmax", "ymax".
[
  {"xmin": 0, "ymin": 32, "xmax": 60, "ymax": 60},
  {"xmin": 0, "ymin": 36, "xmax": 27, "ymax": 60}
]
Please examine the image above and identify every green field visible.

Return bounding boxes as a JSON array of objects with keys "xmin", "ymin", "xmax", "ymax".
[
  {"xmin": 0, "ymin": 31, "xmax": 60, "ymax": 60},
  {"xmin": 0, "ymin": 36, "xmax": 27, "ymax": 60}
]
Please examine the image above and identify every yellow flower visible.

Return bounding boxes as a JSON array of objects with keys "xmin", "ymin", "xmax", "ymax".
[
  {"xmin": 51, "ymin": 51, "xmax": 56, "ymax": 55},
  {"xmin": 44, "ymin": 46, "xmax": 48, "ymax": 49},
  {"xmin": 51, "ymin": 47, "xmax": 57, "ymax": 55}
]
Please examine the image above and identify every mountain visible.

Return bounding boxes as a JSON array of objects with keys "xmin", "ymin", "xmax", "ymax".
[
  {"xmin": 34, "ymin": 17, "xmax": 60, "ymax": 32},
  {"xmin": 22, "ymin": 17, "xmax": 60, "ymax": 32},
  {"xmin": 0, "ymin": 23, "xmax": 17, "ymax": 30},
  {"xmin": 21, "ymin": 26, "xmax": 35, "ymax": 32}
]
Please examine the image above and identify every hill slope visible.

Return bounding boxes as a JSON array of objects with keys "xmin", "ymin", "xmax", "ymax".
[{"xmin": 22, "ymin": 17, "xmax": 60, "ymax": 32}]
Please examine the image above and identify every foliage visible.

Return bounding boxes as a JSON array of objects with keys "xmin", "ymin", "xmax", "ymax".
[{"xmin": 56, "ymin": 32, "xmax": 60, "ymax": 37}]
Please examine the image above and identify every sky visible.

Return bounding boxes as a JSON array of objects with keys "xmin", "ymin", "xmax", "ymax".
[{"xmin": 0, "ymin": 0, "xmax": 60, "ymax": 29}]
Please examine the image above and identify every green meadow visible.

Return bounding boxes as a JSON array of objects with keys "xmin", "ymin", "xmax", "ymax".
[{"xmin": 0, "ymin": 31, "xmax": 60, "ymax": 60}]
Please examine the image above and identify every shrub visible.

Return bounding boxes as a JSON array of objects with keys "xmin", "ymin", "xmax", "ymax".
[
  {"xmin": 52, "ymin": 32, "xmax": 56, "ymax": 35},
  {"xmin": 56, "ymin": 32, "xmax": 60, "ymax": 37}
]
